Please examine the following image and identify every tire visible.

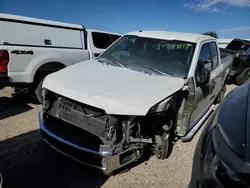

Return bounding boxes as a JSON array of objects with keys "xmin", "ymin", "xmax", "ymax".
[
  {"xmin": 35, "ymin": 77, "xmax": 45, "ymax": 103},
  {"xmin": 236, "ymin": 68, "xmax": 250, "ymax": 85},
  {"xmin": 154, "ymin": 133, "xmax": 171, "ymax": 160}
]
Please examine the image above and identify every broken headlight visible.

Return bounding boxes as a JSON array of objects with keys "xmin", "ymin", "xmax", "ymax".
[
  {"xmin": 148, "ymin": 97, "xmax": 172, "ymax": 113},
  {"xmin": 41, "ymin": 89, "xmax": 52, "ymax": 112}
]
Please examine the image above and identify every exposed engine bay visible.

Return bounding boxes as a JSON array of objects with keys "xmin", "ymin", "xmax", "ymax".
[{"xmin": 40, "ymin": 89, "xmax": 180, "ymax": 174}]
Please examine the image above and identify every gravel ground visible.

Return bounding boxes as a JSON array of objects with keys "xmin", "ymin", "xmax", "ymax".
[{"xmin": 0, "ymin": 85, "xmax": 237, "ymax": 188}]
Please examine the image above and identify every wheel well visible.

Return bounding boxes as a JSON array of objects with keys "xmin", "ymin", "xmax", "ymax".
[{"xmin": 34, "ymin": 62, "xmax": 66, "ymax": 84}]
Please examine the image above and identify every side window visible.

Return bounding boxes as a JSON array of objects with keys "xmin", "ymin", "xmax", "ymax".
[
  {"xmin": 210, "ymin": 42, "xmax": 219, "ymax": 69},
  {"xmin": 92, "ymin": 32, "xmax": 112, "ymax": 49},
  {"xmin": 198, "ymin": 43, "xmax": 213, "ymax": 71},
  {"xmin": 242, "ymin": 44, "xmax": 250, "ymax": 51},
  {"xmin": 110, "ymin": 34, "xmax": 121, "ymax": 43},
  {"xmin": 247, "ymin": 46, "xmax": 250, "ymax": 54}
]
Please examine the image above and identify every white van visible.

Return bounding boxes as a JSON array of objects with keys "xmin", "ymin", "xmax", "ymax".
[{"xmin": 0, "ymin": 13, "xmax": 122, "ymax": 98}]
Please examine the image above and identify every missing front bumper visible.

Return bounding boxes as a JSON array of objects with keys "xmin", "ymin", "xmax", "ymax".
[{"xmin": 39, "ymin": 112, "xmax": 141, "ymax": 175}]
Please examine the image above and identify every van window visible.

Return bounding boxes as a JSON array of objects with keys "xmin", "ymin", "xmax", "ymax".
[
  {"xmin": 110, "ymin": 34, "xmax": 121, "ymax": 43},
  {"xmin": 92, "ymin": 32, "xmax": 112, "ymax": 49}
]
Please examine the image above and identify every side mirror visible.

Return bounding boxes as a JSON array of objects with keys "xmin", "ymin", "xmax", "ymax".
[{"xmin": 197, "ymin": 61, "xmax": 210, "ymax": 86}]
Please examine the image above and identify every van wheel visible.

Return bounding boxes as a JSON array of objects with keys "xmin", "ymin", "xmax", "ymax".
[
  {"xmin": 236, "ymin": 68, "xmax": 250, "ymax": 85},
  {"xmin": 35, "ymin": 77, "xmax": 45, "ymax": 103}
]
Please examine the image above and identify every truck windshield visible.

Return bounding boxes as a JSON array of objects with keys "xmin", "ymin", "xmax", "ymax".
[{"xmin": 98, "ymin": 35, "xmax": 196, "ymax": 78}]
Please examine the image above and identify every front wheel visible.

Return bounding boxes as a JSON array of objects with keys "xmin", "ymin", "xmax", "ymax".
[{"xmin": 153, "ymin": 133, "xmax": 172, "ymax": 160}]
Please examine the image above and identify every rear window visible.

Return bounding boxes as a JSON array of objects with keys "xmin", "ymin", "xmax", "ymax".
[
  {"xmin": 92, "ymin": 32, "xmax": 121, "ymax": 49},
  {"xmin": 226, "ymin": 40, "xmax": 244, "ymax": 51},
  {"xmin": 110, "ymin": 34, "xmax": 121, "ymax": 43},
  {"xmin": 92, "ymin": 32, "xmax": 112, "ymax": 49}
]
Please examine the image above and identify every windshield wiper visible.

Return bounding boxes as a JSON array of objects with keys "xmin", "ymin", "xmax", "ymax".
[
  {"xmin": 97, "ymin": 57, "xmax": 124, "ymax": 68},
  {"xmin": 134, "ymin": 64, "xmax": 170, "ymax": 76},
  {"xmin": 144, "ymin": 65, "xmax": 170, "ymax": 76}
]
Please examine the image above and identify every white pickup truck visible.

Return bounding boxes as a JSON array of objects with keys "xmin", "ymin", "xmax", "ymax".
[
  {"xmin": 38, "ymin": 31, "xmax": 233, "ymax": 175},
  {"xmin": 0, "ymin": 13, "xmax": 121, "ymax": 99}
]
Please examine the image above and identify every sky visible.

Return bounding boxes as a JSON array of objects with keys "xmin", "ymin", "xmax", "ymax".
[{"xmin": 0, "ymin": 0, "xmax": 250, "ymax": 38}]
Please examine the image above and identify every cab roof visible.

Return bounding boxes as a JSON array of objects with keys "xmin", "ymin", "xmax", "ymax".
[{"xmin": 126, "ymin": 31, "xmax": 214, "ymax": 43}]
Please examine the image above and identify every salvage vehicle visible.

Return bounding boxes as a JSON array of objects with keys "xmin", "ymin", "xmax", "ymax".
[
  {"xmin": 38, "ymin": 31, "xmax": 233, "ymax": 175},
  {"xmin": 0, "ymin": 13, "xmax": 121, "ymax": 99},
  {"xmin": 220, "ymin": 38, "xmax": 250, "ymax": 85},
  {"xmin": 189, "ymin": 81, "xmax": 250, "ymax": 188}
]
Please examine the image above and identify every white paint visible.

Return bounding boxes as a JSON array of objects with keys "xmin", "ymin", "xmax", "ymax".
[
  {"xmin": 127, "ymin": 31, "xmax": 213, "ymax": 43},
  {"xmin": 0, "ymin": 13, "xmax": 83, "ymax": 29},
  {"xmin": 43, "ymin": 59, "xmax": 185, "ymax": 115},
  {"xmin": 0, "ymin": 13, "xmax": 122, "ymax": 84},
  {"xmin": 1, "ymin": 21, "xmax": 83, "ymax": 48}
]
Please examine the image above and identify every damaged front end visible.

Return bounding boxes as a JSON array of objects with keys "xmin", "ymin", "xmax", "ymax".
[
  {"xmin": 39, "ymin": 87, "xmax": 180, "ymax": 174},
  {"xmin": 39, "ymin": 90, "xmax": 153, "ymax": 175}
]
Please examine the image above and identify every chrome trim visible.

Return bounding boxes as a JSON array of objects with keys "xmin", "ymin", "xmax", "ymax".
[
  {"xmin": 43, "ymin": 138, "xmax": 106, "ymax": 171},
  {"xmin": 38, "ymin": 112, "xmax": 111, "ymax": 156}
]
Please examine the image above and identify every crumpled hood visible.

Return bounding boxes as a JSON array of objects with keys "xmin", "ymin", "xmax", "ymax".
[{"xmin": 43, "ymin": 59, "xmax": 185, "ymax": 115}]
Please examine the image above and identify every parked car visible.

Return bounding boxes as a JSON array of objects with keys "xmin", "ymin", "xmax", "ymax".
[
  {"xmin": 189, "ymin": 81, "xmax": 250, "ymax": 188},
  {"xmin": 0, "ymin": 13, "xmax": 122, "ymax": 100},
  {"xmin": 38, "ymin": 31, "xmax": 233, "ymax": 175},
  {"xmin": 220, "ymin": 38, "xmax": 250, "ymax": 85}
]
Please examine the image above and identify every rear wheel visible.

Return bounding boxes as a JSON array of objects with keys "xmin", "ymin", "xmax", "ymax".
[{"xmin": 236, "ymin": 68, "xmax": 250, "ymax": 85}]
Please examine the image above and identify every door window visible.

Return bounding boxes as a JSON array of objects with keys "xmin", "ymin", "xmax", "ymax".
[
  {"xmin": 195, "ymin": 42, "xmax": 213, "ymax": 85},
  {"xmin": 198, "ymin": 43, "xmax": 213, "ymax": 71},
  {"xmin": 243, "ymin": 45, "xmax": 250, "ymax": 55},
  {"xmin": 242, "ymin": 44, "xmax": 250, "ymax": 51},
  {"xmin": 210, "ymin": 42, "xmax": 219, "ymax": 69}
]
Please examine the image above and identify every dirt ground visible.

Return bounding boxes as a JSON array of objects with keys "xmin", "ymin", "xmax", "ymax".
[{"xmin": 0, "ymin": 85, "xmax": 237, "ymax": 188}]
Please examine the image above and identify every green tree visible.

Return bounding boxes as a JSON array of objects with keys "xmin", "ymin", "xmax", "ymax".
[{"xmin": 201, "ymin": 31, "xmax": 218, "ymax": 38}]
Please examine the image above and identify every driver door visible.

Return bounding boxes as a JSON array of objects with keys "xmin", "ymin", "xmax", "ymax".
[{"xmin": 189, "ymin": 42, "xmax": 216, "ymax": 127}]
